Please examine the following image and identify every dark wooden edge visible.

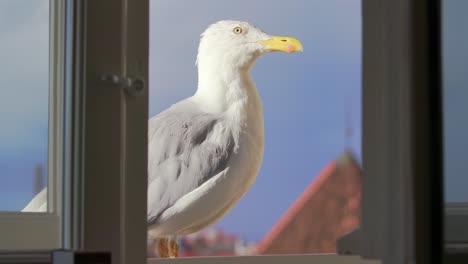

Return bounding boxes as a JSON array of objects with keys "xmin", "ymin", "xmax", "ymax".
[{"xmin": 411, "ymin": 0, "xmax": 444, "ymax": 263}]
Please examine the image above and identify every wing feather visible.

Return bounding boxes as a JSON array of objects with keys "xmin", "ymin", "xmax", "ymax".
[{"xmin": 147, "ymin": 103, "xmax": 235, "ymax": 225}]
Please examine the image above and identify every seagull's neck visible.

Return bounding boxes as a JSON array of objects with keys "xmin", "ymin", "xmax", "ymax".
[
  {"xmin": 194, "ymin": 59, "xmax": 260, "ymax": 117},
  {"xmin": 194, "ymin": 57, "xmax": 264, "ymax": 151}
]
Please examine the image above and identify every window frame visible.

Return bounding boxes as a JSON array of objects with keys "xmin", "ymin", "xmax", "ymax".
[
  {"xmin": 446, "ymin": 203, "xmax": 468, "ymax": 245},
  {"xmin": 358, "ymin": 0, "xmax": 445, "ymax": 263},
  {"xmin": 150, "ymin": 255, "xmax": 380, "ymax": 264},
  {"xmin": 0, "ymin": 0, "xmax": 65, "ymax": 250},
  {"xmin": 73, "ymin": 0, "xmax": 149, "ymax": 263}
]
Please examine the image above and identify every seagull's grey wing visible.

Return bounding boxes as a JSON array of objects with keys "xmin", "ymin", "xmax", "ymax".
[
  {"xmin": 22, "ymin": 187, "xmax": 47, "ymax": 212},
  {"xmin": 147, "ymin": 107, "xmax": 235, "ymax": 225}
]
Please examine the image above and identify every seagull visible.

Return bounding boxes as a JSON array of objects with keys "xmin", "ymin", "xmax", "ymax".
[
  {"xmin": 22, "ymin": 20, "xmax": 303, "ymax": 258},
  {"xmin": 147, "ymin": 20, "xmax": 303, "ymax": 257}
]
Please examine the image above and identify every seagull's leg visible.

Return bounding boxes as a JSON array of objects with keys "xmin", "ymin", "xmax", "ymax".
[
  {"xmin": 168, "ymin": 239, "xmax": 179, "ymax": 258},
  {"xmin": 157, "ymin": 238, "xmax": 170, "ymax": 258}
]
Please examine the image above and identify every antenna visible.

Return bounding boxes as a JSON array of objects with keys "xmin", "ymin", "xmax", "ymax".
[{"xmin": 344, "ymin": 91, "xmax": 353, "ymax": 151}]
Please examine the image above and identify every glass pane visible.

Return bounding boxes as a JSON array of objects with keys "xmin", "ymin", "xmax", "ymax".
[
  {"xmin": 442, "ymin": 0, "xmax": 468, "ymax": 203},
  {"xmin": 0, "ymin": 0, "xmax": 49, "ymax": 211},
  {"xmin": 148, "ymin": 0, "xmax": 361, "ymax": 257}
]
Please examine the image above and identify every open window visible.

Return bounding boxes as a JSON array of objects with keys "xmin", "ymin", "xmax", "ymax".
[
  {"xmin": 1, "ymin": 0, "xmax": 465, "ymax": 264},
  {"xmin": 0, "ymin": 0, "xmax": 64, "ymax": 250}
]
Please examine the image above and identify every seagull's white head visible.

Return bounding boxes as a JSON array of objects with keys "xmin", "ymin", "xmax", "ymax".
[{"xmin": 197, "ymin": 20, "xmax": 303, "ymax": 70}]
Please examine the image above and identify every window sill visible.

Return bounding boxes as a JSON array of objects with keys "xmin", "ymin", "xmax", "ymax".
[
  {"xmin": 0, "ymin": 250, "xmax": 51, "ymax": 264},
  {"xmin": 147, "ymin": 254, "xmax": 381, "ymax": 264}
]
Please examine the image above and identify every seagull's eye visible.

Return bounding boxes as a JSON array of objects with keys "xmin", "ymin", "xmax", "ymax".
[{"xmin": 233, "ymin": 27, "xmax": 243, "ymax": 34}]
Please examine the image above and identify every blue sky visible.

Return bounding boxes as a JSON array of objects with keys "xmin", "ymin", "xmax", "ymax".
[
  {"xmin": 442, "ymin": 0, "xmax": 468, "ymax": 203},
  {"xmin": 0, "ymin": 0, "xmax": 49, "ymax": 211},
  {"xmin": 1, "ymin": 0, "xmax": 467, "ymax": 243}
]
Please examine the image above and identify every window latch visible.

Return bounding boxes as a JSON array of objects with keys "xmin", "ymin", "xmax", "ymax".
[{"xmin": 100, "ymin": 74, "xmax": 145, "ymax": 97}]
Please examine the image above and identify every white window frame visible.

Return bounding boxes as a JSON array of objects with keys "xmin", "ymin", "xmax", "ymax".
[{"xmin": 0, "ymin": 0, "xmax": 65, "ymax": 250}]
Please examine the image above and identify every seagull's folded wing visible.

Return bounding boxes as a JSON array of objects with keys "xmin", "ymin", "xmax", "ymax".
[{"xmin": 147, "ymin": 103, "xmax": 235, "ymax": 226}]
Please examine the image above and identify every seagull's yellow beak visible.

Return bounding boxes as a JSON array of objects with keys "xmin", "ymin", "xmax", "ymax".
[{"xmin": 258, "ymin": 36, "xmax": 304, "ymax": 53}]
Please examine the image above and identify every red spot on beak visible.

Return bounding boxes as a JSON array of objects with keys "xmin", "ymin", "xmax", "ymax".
[{"xmin": 286, "ymin": 45, "xmax": 295, "ymax": 53}]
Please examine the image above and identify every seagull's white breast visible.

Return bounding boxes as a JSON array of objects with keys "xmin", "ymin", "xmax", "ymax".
[{"xmin": 147, "ymin": 75, "xmax": 264, "ymax": 238}]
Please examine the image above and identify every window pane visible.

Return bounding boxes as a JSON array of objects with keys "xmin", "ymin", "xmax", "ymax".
[
  {"xmin": 0, "ymin": 0, "xmax": 49, "ymax": 211},
  {"xmin": 442, "ymin": 0, "xmax": 468, "ymax": 202},
  {"xmin": 148, "ymin": 0, "xmax": 361, "ymax": 257}
]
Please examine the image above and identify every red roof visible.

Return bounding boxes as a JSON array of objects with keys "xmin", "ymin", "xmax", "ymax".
[{"xmin": 256, "ymin": 151, "xmax": 361, "ymax": 254}]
